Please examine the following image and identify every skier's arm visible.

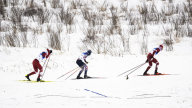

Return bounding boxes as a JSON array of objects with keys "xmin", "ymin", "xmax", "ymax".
[
  {"xmin": 84, "ymin": 59, "xmax": 88, "ymax": 64},
  {"xmin": 152, "ymin": 50, "xmax": 156, "ymax": 57},
  {"xmin": 152, "ymin": 48, "xmax": 160, "ymax": 56},
  {"xmin": 46, "ymin": 49, "xmax": 52, "ymax": 58}
]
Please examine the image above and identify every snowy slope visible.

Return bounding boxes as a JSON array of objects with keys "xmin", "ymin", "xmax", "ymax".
[
  {"xmin": 1, "ymin": 0, "xmax": 192, "ymax": 108},
  {"xmin": 0, "ymin": 39, "xmax": 192, "ymax": 108}
]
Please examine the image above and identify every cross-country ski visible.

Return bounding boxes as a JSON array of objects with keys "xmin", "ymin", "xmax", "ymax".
[
  {"xmin": 138, "ymin": 73, "xmax": 172, "ymax": 76},
  {"xmin": 19, "ymin": 80, "xmax": 53, "ymax": 83},
  {"xmin": 71, "ymin": 77, "xmax": 106, "ymax": 80}
]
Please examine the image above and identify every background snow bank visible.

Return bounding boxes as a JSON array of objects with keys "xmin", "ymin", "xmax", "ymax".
[{"xmin": 0, "ymin": 37, "xmax": 192, "ymax": 108}]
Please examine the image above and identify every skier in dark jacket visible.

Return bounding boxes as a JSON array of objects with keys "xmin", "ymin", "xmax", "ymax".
[
  {"xmin": 25, "ymin": 49, "xmax": 52, "ymax": 81},
  {"xmin": 144, "ymin": 45, "xmax": 163, "ymax": 75},
  {"xmin": 76, "ymin": 50, "xmax": 92, "ymax": 79}
]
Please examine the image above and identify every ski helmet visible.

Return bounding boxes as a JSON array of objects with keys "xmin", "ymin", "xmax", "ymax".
[
  {"xmin": 87, "ymin": 50, "xmax": 92, "ymax": 55},
  {"xmin": 159, "ymin": 44, "xmax": 163, "ymax": 50},
  {"xmin": 41, "ymin": 52, "xmax": 46, "ymax": 58}
]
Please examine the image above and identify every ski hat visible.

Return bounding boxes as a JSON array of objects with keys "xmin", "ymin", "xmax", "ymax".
[
  {"xmin": 41, "ymin": 52, "xmax": 47, "ymax": 58},
  {"xmin": 159, "ymin": 44, "xmax": 163, "ymax": 51},
  {"xmin": 87, "ymin": 50, "xmax": 92, "ymax": 55}
]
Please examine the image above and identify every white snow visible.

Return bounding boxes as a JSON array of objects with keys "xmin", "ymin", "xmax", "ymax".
[
  {"xmin": 0, "ymin": 38, "xmax": 192, "ymax": 108},
  {"xmin": 1, "ymin": 0, "xmax": 192, "ymax": 108}
]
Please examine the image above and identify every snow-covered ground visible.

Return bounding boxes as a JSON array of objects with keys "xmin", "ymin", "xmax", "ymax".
[
  {"xmin": 0, "ymin": 38, "xmax": 192, "ymax": 108},
  {"xmin": 1, "ymin": 0, "xmax": 192, "ymax": 107}
]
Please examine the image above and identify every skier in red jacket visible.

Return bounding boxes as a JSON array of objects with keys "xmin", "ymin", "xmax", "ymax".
[
  {"xmin": 143, "ymin": 45, "xmax": 163, "ymax": 75},
  {"xmin": 25, "ymin": 49, "xmax": 52, "ymax": 81}
]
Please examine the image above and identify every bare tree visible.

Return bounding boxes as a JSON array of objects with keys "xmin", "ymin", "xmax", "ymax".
[
  {"xmin": 187, "ymin": 24, "xmax": 192, "ymax": 37},
  {"xmin": 37, "ymin": 8, "xmax": 52, "ymax": 24},
  {"xmin": 120, "ymin": 30, "xmax": 130, "ymax": 53},
  {"xmin": 20, "ymin": 31, "xmax": 28, "ymax": 47},
  {"xmin": 47, "ymin": 25, "xmax": 62, "ymax": 50},
  {"xmin": 58, "ymin": 6, "xmax": 75, "ymax": 33},
  {"xmin": 164, "ymin": 38, "xmax": 173, "ymax": 51},
  {"xmin": 48, "ymin": 30, "xmax": 61, "ymax": 50},
  {"xmin": 10, "ymin": 0, "xmax": 18, "ymax": 7},
  {"xmin": 4, "ymin": 33, "xmax": 16, "ymax": 47},
  {"xmin": 82, "ymin": 27, "xmax": 102, "ymax": 53},
  {"xmin": 184, "ymin": 0, "xmax": 192, "ymax": 24},
  {"xmin": 70, "ymin": 0, "xmax": 84, "ymax": 9},
  {"xmin": 138, "ymin": 2, "xmax": 148, "ymax": 24},
  {"xmin": 0, "ymin": 18, "xmax": 1, "ymax": 32},
  {"xmin": 3, "ymin": 0, "xmax": 7, "ymax": 7},
  {"xmin": 42, "ymin": 0, "xmax": 46, "ymax": 7},
  {"xmin": 51, "ymin": 0, "xmax": 60, "ymax": 8},
  {"xmin": 0, "ymin": 0, "xmax": 6, "ymax": 19},
  {"xmin": 3, "ymin": 27, "xmax": 21, "ymax": 47},
  {"xmin": 10, "ymin": 7, "xmax": 24, "ymax": 25},
  {"xmin": 23, "ymin": 8, "xmax": 38, "ymax": 21},
  {"xmin": 0, "ymin": 34, "xmax": 3, "ymax": 46},
  {"xmin": 141, "ymin": 26, "xmax": 148, "ymax": 54}
]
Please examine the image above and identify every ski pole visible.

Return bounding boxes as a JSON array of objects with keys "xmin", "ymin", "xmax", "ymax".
[
  {"xmin": 117, "ymin": 63, "xmax": 146, "ymax": 77},
  {"xmin": 57, "ymin": 67, "xmax": 80, "ymax": 79},
  {"xmin": 41, "ymin": 54, "xmax": 51, "ymax": 80},
  {"xmin": 42, "ymin": 58, "xmax": 48, "ymax": 67},
  {"xmin": 65, "ymin": 68, "xmax": 81, "ymax": 80},
  {"xmin": 125, "ymin": 63, "xmax": 146, "ymax": 79}
]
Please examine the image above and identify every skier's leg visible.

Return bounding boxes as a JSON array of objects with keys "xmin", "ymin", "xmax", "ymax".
[
  {"xmin": 144, "ymin": 60, "xmax": 152, "ymax": 75},
  {"xmin": 31, "ymin": 60, "xmax": 39, "ymax": 75},
  {"xmin": 37, "ymin": 62, "xmax": 43, "ymax": 81},
  {"xmin": 76, "ymin": 60, "xmax": 85, "ymax": 79},
  {"xmin": 84, "ymin": 65, "xmax": 88, "ymax": 78},
  {"xmin": 26, "ymin": 59, "xmax": 38, "ymax": 81},
  {"xmin": 77, "ymin": 66, "xmax": 84, "ymax": 79},
  {"xmin": 153, "ymin": 58, "xmax": 160, "ymax": 74}
]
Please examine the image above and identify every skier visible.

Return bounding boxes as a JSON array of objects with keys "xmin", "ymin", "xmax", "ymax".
[
  {"xmin": 143, "ymin": 45, "xmax": 163, "ymax": 75},
  {"xmin": 76, "ymin": 50, "xmax": 92, "ymax": 79},
  {"xmin": 25, "ymin": 49, "xmax": 52, "ymax": 81}
]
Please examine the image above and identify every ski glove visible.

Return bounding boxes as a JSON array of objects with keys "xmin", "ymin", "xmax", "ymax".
[
  {"xmin": 47, "ymin": 49, "xmax": 52, "ymax": 54},
  {"xmin": 49, "ymin": 50, "xmax": 52, "ymax": 53},
  {"xmin": 145, "ymin": 59, "xmax": 148, "ymax": 63}
]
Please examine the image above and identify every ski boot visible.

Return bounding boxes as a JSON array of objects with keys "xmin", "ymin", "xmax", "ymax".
[
  {"xmin": 143, "ymin": 73, "xmax": 150, "ymax": 75},
  {"xmin": 143, "ymin": 68, "xmax": 150, "ymax": 75},
  {"xmin": 37, "ymin": 78, "xmax": 41, "ymax": 82},
  {"xmin": 76, "ymin": 76, "xmax": 83, "ymax": 79},
  {"xmin": 155, "ymin": 70, "xmax": 161, "ymax": 75},
  {"xmin": 155, "ymin": 72, "xmax": 161, "ymax": 75},
  {"xmin": 37, "ymin": 78, "xmax": 45, "ymax": 82},
  {"xmin": 25, "ymin": 75, "xmax": 31, "ymax": 81},
  {"xmin": 84, "ymin": 75, "xmax": 91, "ymax": 79},
  {"xmin": 143, "ymin": 71, "xmax": 150, "ymax": 75}
]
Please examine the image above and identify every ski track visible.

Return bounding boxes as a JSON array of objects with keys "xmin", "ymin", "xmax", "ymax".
[{"xmin": 1, "ymin": 70, "xmax": 192, "ymax": 108}]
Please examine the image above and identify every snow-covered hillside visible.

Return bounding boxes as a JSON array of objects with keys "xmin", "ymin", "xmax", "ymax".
[
  {"xmin": 0, "ymin": 37, "xmax": 192, "ymax": 108},
  {"xmin": 0, "ymin": 0, "xmax": 192, "ymax": 108},
  {"xmin": 0, "ymin": 0, "xmax": 191, "ymax": 55}
]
